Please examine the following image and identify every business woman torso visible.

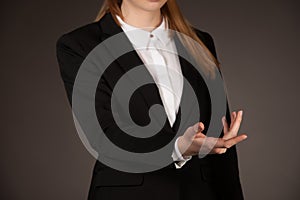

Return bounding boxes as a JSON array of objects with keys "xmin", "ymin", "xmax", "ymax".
[{"xmin": 56, "ymin": 1, "xmax": 244, "ymax": 199}]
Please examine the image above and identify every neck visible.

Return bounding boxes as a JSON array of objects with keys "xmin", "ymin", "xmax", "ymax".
[{"xmin": 120, "ymin": 2, "xmax": 162, "ymax": 32}]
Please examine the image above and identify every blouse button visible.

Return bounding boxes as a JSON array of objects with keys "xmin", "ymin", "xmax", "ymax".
[{"xmin": 150, "ymin": 33, "xmax": 154, "ymax": 38}]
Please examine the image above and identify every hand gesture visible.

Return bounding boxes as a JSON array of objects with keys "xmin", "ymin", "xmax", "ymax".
[{"xmin": 177, "ymin": 110, "xmax": 247, "ymax": 157}]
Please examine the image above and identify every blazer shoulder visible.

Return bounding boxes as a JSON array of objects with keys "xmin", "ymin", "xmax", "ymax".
[
  {"xmin": 56, "ymin": 21, "xmax": 103, "ymax": 56},
  {"xmin": 192, "ymin": 27, "xmax": 218, "ymax": 59}
]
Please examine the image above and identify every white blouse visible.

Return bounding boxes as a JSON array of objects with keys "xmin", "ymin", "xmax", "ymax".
[{"xmin": 116, "ymin": 15, "xmax": 192, "ymax": 168}]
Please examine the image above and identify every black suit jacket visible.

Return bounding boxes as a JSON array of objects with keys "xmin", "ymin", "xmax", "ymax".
[{"xmin": 56, "ymin": 12, "xmax": 244, "ymax": 200}]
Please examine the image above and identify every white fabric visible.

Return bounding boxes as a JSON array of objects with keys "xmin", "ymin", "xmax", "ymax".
[{"xmin": 116, "ymin": 15, "xmax": 192, "ymax": 168}]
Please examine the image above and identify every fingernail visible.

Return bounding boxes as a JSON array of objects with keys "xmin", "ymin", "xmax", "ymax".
[{"xmin": 240, "ymin": 110, "xmax": 243, "ymax": 116}]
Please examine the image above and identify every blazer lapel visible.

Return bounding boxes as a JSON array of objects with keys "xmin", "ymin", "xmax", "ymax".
[
  {"xmin": 98, "ymin": 12, "xmax": 197, "ymax": 133},
  {"xmin": 99, "ymin": 13, "xmax": 168, "ymax": 128}
]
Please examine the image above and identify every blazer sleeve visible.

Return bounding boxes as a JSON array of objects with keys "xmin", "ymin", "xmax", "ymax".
[
  {"xmin": 56, "ymin": 34, "xmax": 176, "ymax": 170},
  {"xmin": 196, "ymin": 30, "xmax": 244, "ymax": 199},
  {"xmin": 56, "ymin": 34, "xmax": 85, "ymax": 104}
]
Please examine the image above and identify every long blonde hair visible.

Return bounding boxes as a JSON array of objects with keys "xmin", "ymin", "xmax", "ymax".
[{"xmin": 95, "ymin": 0, "xmax": 220, "ymax": 78}]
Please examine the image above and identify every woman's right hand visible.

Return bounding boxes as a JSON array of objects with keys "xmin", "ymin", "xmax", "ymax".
[{"xmin": 177, "ymin": 110, "xmax": 247, "ymax": 157}]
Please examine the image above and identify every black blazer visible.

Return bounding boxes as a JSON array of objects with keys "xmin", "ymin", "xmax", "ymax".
[{"xmin": 56, "ymin": 12, "xmax": 244, "ymax": 200}]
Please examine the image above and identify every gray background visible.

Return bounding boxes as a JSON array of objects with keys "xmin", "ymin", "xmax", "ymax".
[{"xmin": 1, "ymin": 0, "xmax": 299, "ymax": 199}]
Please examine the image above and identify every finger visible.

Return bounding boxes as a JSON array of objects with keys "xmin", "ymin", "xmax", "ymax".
[
  {"xmin": 231, "ymin": 111, "xmax": 235, "ymax": 122},
  {"xmin": 211, "ymin": 138, "xmax": 226, "ymax": 148},
  {"xmin": 233, "ymin": 111, "xmax": 237, "ymax": 120},
  {"xmin": 222, "ymin": 116, "xmax": 231, "ymax": 140},
  {"xmin": 230, "ymin": 111, "xmax": 237, "ymax": 129},
  {"xmin": 211, "ymin": 134, "xmax": 244, "ymax": 148},
  {"xmin": 199, "ymin": 137, "xmax": 225, "ymax": 150},
  {"xmin": 223, "ymin": 134, "xmax": 247, "ymax": 148},
  {"xmin": 230, "ymin": 110, "xmax": 243, "ymax": 133},
  {"xmin": 202, "ymin": 133, "xmax": 247, "ymax": 150},
  {"xmin": 210, "ymin": 147, "xmax": 227, "ymax": 154},
  {"xmin": 222, "ymin": 116, "xmax": 229, "ymax": 134}
]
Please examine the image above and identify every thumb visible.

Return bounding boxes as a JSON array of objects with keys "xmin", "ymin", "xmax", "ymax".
[
  {"xmin": 184, "ymin": 122, "xmax": 205, "ymax": 140},
  {"xmin": 184, "ymin": 122, "xmax": 205, "ymax": 139},
  {"xmin": 193, "ymin": 122, "xmax": 205, "ymax": 133}
]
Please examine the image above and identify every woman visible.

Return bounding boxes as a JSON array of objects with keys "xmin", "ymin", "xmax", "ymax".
[{"xmin": 56, "ymin": 0, "xmax": 247, "ymax": 199}]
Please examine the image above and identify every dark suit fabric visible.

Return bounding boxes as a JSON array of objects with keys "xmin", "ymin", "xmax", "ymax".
[{"xmin": 56, "ymin": 12, "xmax": 244, "ymax": 200}]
